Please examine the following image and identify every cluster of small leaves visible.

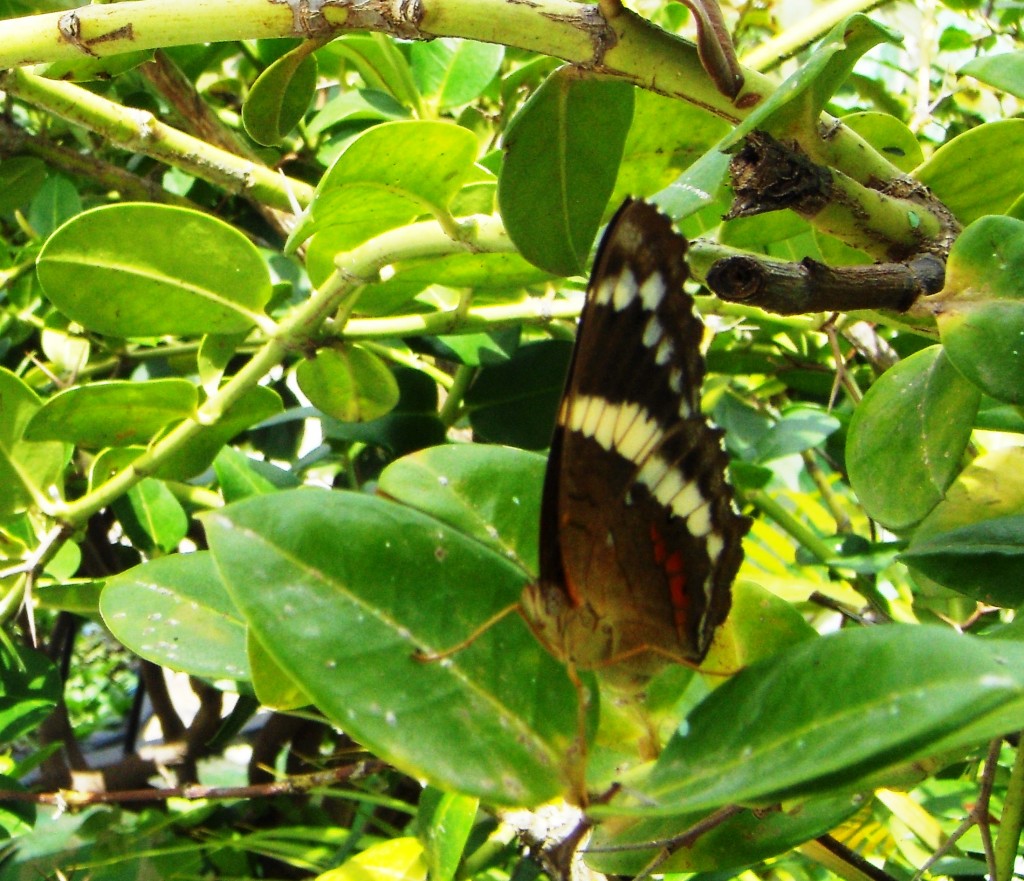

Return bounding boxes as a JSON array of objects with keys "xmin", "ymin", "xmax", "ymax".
[{"xmin": 1, "ymin": 0, "xmax": 1024, "ymax": 879}]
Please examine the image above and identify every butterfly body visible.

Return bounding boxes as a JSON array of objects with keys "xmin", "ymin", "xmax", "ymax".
[{"xmin": 521, "ymin": 199, "xmax": 749, "ymax": 691}]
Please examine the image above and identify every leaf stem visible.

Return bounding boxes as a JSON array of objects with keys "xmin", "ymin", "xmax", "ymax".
[{"xmin": 994, "ymin": 739, "xmax": 1024, "ymax": 881}]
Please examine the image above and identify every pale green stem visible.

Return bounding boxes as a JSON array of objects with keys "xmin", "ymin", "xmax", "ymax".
[
  {"xmin": 994, "ymin": 740, "xmax": 1024, "ymax": 881},
  {"xmin": 740, "ymin": 0, "xmax": 886, "ymax": 71},
  {"xmin": 337, "ymin": 298, "xmax": 580, "ymax": 339},
  {"xmin": 0, "ymin": 0, "xmax": 908, "ymax": 190},
  {"xmin": 0, "ymin": 68, "xmax": 315, "ymax": 213},
  {"xmin": 438, "ymin": 363, "xmax": 476, "ymax": 426},
  {"xmin": 359, "ymin": 341, "xmax": 455, "ymax": 389}
]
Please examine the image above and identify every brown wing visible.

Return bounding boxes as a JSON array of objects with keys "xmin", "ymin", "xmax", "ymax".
[{"xmin": 525, "ymin": 198, "xmax": 749, "ymax": 686}]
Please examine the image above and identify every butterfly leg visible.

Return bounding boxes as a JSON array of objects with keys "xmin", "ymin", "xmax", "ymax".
[{"xmin": 413, "ymin": 602, "xmax": 519, "ymax": 662}]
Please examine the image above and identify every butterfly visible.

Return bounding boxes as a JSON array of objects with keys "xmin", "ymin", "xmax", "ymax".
[{"xmin": 519, "ymin": 198, "xmax": 750, "ymax": 692}]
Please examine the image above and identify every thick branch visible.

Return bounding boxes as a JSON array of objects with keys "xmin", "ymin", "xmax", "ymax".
[
  {"xmin": 727, "ymin": 131, "xmax": 955, "ymax": 261},
  {"xmin": 705, "ymin": 252, "xmax": 945, "ymax": 315}
]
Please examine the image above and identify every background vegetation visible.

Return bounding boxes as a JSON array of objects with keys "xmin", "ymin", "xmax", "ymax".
[{"xmin": 1, "ymin": 0, "xmax": 1024, "ymax": 878}]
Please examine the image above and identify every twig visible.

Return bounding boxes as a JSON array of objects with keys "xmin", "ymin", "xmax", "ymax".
[{"xmin": 0, "ymin": 760, "xmax": 387, "ymax": 806}]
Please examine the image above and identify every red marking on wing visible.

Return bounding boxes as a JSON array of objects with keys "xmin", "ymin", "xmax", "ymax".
[{"xmin": 650, "ymin": 524, "xmax": 690, "ymax": 634}]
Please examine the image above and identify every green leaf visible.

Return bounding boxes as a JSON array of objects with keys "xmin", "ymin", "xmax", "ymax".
[
  {"xmin": 846, "ymin": 346, "xmax": 978, "ymax": 531},
  {"xmin": 431, "ymin": 328, "xmax": 520, "ymax": 368},
  {"xmin": 28, "ymin": 175, "xmax": 81, "ymax": 240},
  {"xmin": 306, "ymin": 88, "xmax": 410, "ymax": 137},
  {"xmin": 841, "ymin": 111, "xmax": 923, "ymax": 173},
  {"xmin": 321, "ymin": 837, "xmax": 428, "ymax": 881},
  {"xmin": 100, "ymin": 551, "xmax": 251, "ymax": 681},
  {"xmin": 901, "ymin": 515, "xmax": 1024, "ymax": 607},
  {"xmin": 152, "ymin": 385, "xmax": 283, "ymax": 480},
  {"xmin": 721, "ymin": 15, "xmax": 901, "ymax": 145},
  {"xmin": 916, "ymin": 449, "xmax": 1024, "ymax": 540},
  {"xmin": 915, "ymin": 120, "xmax": 1024, "ymax": 224},
  {"xmin": 111, "ymin": 478, "xmax": 189, "ymax": 554},
  {"xmin": 34, "ymin": 580, "xmax": 103, "ymax": 616},
  {"xmin": 204, "ymin": 486, "xmax": 578, "ymax": 806},
  {"xmin": 36, "ymin": 203, "xmax": 273, "ymax": 338},
  {"xmin": 0, "ymin": 158, "xmax": 46, "ymax": 214},
  {"xmin": 753, "ymin": 404, "xmax": 840, "ymax": 463},
  {"xmin": 417, "ymin": 789, "xmax": 478, "ymax": 881},
  {"xmin": 213, "ymin": 446, "xmax": 280, "ymax": 502},
  {"xmin": 291, "ymin": 120, "xmax": 480, "ymax": 252},
  {"xmin": 586, "ymin": 794, "xmax": 859, "ymax": 873},
  {"xmin": 377, "ymin": 443, "xmax": 545, "ymax": 575},
  {"xmin": 0, "ymin": 368, "xmax": 68, "ymax": 517},
  {"xmin": 197, "ymin": 332, "xmax": 247, "ymax": 396},
  {"xmin": 24, "ymin": 378, "xmax": 197, "ymax": 448},
  {"xmin": 613, "ymin": 90, "xmax": 730, "ymax": 207},
  {"xmin": 248, "ymin": 632, "xmax": 310, "ymax": 710},
  {"xmin": 0, "ymin": 643, "xmax": 60, "ymax": 745},
  {"xmin": 960, "ymin": 51, "xmax": 1024, "ymax": 99},
  {"xmin": 411, "ymin": 38, "xmax": 504, "ymax": 110},
  {"xmin": 296, "ymin": 345, "xmax": 400, "ymax": 422},
  {"xmin": 611, "ymin": 626, "xmax": 1024, "ymax": 815},
  {"xmin": 498, "ymin": 68, "xmax": 634, "ymax": 275},
  {"xmin": 653, "ymin": 146, "xmax": 732, "ymax": 224},
  {"xmin": 465, "ymin": 341, "xmax": 571, "ymax": 450},
  {"xmin": 242, "ymin": 43, "xmax": 318, "ymax": 146},
  {"xmin": 326, "ymin": 33, "xmax": 421, "ymax": 110},
  {"xmin": 937, "ymin": 215, "xmax": 1024, "ymax": 404}
]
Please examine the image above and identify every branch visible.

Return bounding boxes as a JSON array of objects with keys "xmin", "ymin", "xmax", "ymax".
[
  {"xmin": 726, "ymin": 131, "xmax": 956, "ymax": 261},
  {"xmin": 0, "ymin": 68, "xmax": 315, "ymax": 215},
  {"xmin": 52, "ymin": 215, "xmax": 518, "ymax": 526},
  {"xmin": 0, "ymin": 761, "xmax": 387, "ymax": 806},
  {"xmin": 705, "ymin": 252, "xmax": 946, "ymax": 315}
]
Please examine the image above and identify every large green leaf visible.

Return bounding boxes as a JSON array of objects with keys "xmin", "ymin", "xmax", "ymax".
[
  {"xmin": 36, "ymin": 204, "xmax": 272, "ymax": 338},
  {"xmin": 936, "ymin": 215, "xmax": 1024, "ymax": 404},
  {"xmin": 101, "ymin": 551, "xmax": 250, "ymax": 681},
  {"xmin": 602, "ymin": 626, "xmax": 1024, "ymax": 816},
  {"xmin": 203, "ymin": 484, "xmax": 579, "ymax": 806},
  {"xmin": 498, "ymin": 67, "xmax": 634, "ymax": 276},
  {"xmin": 24, "ymin": 378, "xmax": 197, "ymax": 448},
  {"xmin": 612, "ymin": 90, "xmax": 729, "ymax": 208},
  {"xmin": 898, "ymin": 447, "xmax": 1024, "ymax": 607},
  {"xmin": 325, "ymin": 33, "xmax": 421, "ymax": 110},
  {"xmin": 846, "ymin": 346, "xmax": 978, "ymax": 531},
  {"xmin": 960, "ymin": 51, "xmax": 1024, "ymax": 99}
]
